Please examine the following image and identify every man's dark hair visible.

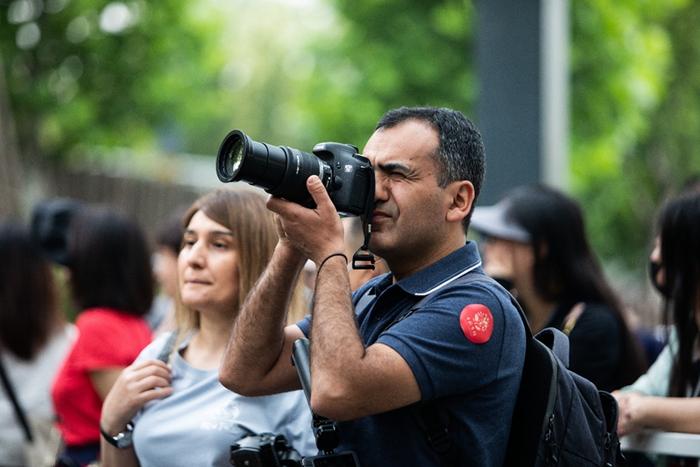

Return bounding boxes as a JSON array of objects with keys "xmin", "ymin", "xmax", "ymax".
[
  {"xmin": 0, "ymin": 223, "xmax": 58, "ymax": 360},
  {"xmin": 68, "ymin": 206, "xmax": 154, "ymax": 316},
  {"xmin": 376, "ymin": 106, "xmax": 485, "ymax": 230}
]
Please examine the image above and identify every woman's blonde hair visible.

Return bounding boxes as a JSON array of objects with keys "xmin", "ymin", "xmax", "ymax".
[{"xmin": 175, "ymin": 188, "xmax": 308, "ymax": 334}]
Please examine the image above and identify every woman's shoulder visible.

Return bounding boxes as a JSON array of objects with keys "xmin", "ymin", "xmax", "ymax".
[
  {"xmin": 579, "ymin": 302, "xmax": 619, "ymax": 323},
  {"xmin": 567, "ymin": 302, "xmax": 620, "ymax": 338}
]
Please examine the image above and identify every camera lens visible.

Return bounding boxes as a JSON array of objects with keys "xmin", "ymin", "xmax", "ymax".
[
  {"xmin": 221, "ymin": 137, "xmax": 244, "ymax": 181},
  {"xmin": 216, "ymin": 130, "xmax": 330, "ymax": 207},
  {"xmin": 216, "ymin": 131, "xmax": 250, "ymax": 182}
]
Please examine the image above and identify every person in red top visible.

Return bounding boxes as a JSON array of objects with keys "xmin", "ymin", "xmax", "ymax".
[{"xmin": 52, "ymin": 206, "xmax": 154, "ymax": 466}]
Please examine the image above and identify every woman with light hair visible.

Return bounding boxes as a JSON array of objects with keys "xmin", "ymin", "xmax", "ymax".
[{"xmin": 100, "ymin": 189, "xmax": 314, "ymax": 467}]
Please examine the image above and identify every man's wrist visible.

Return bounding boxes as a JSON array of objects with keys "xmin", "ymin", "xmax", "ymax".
[
  {"xmin": 316, "ymin": 252, "xmax": 348, "ymax": 274},
  {"xmin": 275, "ymin": 240, "xmax": 306, "ymax": 266}
]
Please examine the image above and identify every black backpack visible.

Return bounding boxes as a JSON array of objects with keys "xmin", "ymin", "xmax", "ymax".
[
  {"xmin": 504, "ymin": 298, "xmax": 622, "ymax": 466},
  {"xmin": 354, "ymin": 272, "xmax": 622, "ymax": 467}
]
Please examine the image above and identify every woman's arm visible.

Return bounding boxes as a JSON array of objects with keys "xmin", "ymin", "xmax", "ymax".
[
  {"xmin": 100, "ymin": 439, "xmax": 140, "ymax": 467},
  {"xmin": 99, "ymin": 359, "xmax": 173, "ymax": 467},
  {"xmin": 616, "ymin": 392, "xmax": 700, "ymax": 436}
]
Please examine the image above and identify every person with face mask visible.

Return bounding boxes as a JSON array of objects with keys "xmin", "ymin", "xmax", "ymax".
[
  {"xmin": 471, "ymin": 184, "xmax": 647, "ymax": 392},
  {"xmin": 615, "ymin": 192, "xmax": 700, "ymax": 443}
]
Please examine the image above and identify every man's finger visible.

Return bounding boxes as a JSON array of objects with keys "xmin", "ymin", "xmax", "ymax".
[
  {"xmin": 306, "ymin": 176, "xmax": 333, "ymax": 212},
  {"xmin": 267, "ymin": 195, "xmax": 297, "ymax": 216}
]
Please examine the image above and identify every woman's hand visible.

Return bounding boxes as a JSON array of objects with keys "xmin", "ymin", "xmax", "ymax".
[
  {"xmin": 613, "ymin": 390, "xmax": 648, "ymax": 437},
  {"xmin": 100, "ymin": 359, "xmax": 173, "ymax": 434}
]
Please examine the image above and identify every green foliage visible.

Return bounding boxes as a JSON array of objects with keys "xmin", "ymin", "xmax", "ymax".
[
  {"xmin": 4, "ymin": 0, "xmax": 700, "ymax": 277},
  {"xmin": 291, "ymin": 0, "xmax": 476, "ymax": 149},
  {"xmin": 0, "ymin": 0, "xmax": 225, "ymax": 159},
  {"xmin": 570, "ymin": 0, "xmax": 699, "ymax": 271}
]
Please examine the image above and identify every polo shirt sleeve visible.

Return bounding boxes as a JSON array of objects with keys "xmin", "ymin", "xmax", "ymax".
[
  {"xmin": 72, "ymin": 311, "xmax": 143, "ymax": 370},
  {"xmin": 296, "ymin": 277, "xmax": 379, "ymax": 338},
  {"xmin": 377, "ymin": 283, "xmax": 515, "ymax": 401},
  {"xmin": 297, "ymin": 315, "xmax": 311, "ymax": 337}
]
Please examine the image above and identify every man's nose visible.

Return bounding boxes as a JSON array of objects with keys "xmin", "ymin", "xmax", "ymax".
[{"xmin": 374, "ymin": 173, "xmax": 389, "ymax": 201}]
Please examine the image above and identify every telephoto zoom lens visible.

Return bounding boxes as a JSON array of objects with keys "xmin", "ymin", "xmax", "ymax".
[{"xmin": 216, "ymin": 130, "xmax": 329, "ymax": 206}]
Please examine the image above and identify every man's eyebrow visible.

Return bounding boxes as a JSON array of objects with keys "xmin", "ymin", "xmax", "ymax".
[{"xmin": 377, "ymin": 161, "xmax": 411, "ymax": 174}]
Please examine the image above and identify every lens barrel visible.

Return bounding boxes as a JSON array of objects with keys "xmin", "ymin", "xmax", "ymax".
[{"xmin": 216, "ymin": 130, "xmax": 329, "ymax": 206}]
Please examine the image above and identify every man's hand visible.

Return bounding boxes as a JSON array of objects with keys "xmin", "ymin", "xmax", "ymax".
[
  {"xmin": 100, "ymin": 359, "xmax": 173, "ymax": 434},
  {"xmin": 267, "ymin": 175, "xmax": 345, "ymax": 265}
]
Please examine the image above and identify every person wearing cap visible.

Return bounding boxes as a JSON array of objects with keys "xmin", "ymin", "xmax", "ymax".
[
  {"xmin": 471, "ymin": 184, "xmax": 646, "ymax": 391},
  {"xmin": 220, "ymin": 106, "xmax": 526, "ymax": 467}
]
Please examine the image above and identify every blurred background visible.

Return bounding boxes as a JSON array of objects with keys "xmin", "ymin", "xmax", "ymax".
[{"xmin": 2, "ymin": 0, "xmax": 700, "ymax": 325}]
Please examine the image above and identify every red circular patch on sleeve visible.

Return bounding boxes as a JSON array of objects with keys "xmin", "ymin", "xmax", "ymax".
[{"xmin": 459, "ymin": 304, "xmax": 494, "ymax": 344}]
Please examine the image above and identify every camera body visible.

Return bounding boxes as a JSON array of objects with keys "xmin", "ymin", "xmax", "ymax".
[
  {"xmin": 230, "ymin": 433, "xmax": 302, "ymax": 467},
  {"xmin": 216, "ymin": 130, "xmax": 374, "ymax": 217},
  {"xmin": 230, "ymin": 433, "xmax": 360, "ymax": 467},
  {"xmin": 310, "ymin": 142, "xmax": 373, "ymax": 217}
]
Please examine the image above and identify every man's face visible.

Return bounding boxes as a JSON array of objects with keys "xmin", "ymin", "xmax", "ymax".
[{"xmin": 362, "ymin": 119, "xmax": 451, "ymax": 266}]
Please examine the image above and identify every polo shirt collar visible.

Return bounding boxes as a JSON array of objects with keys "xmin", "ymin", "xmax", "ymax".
[{"xmin": 395, "ymin": 242, "xmax": 482, "ymax": 296}]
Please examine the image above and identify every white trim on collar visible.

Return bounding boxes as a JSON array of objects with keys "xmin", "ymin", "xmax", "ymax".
[{"xmin": 413, "ymin": 260, "xmax": 482, "ymax": 297}]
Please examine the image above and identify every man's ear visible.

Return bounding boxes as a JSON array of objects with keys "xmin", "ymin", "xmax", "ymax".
[{"xmin": 445, "ymin": 181, "xmax": 475, "ymax": 223}]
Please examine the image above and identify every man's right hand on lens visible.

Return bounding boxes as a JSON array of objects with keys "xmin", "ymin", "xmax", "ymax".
[{"xmin": 267, "ymin": 175, "xmax": 346, "ymax": 267}]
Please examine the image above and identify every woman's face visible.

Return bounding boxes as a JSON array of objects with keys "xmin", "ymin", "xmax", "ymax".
[
  {"xmin": 482, "ymin": 237, "xmax": 534, "ymax": 289},
  {"xmin": 178, "ymin": 210, "xmax": 239, "ymax": 313},
  {"xmin": 649, "ymin": 235, "xmax": 666, "ymax": 291}
]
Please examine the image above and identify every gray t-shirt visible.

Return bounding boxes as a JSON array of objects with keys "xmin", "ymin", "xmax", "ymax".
[{"xmin": 132, "ymin": 333, "xmax": 316, "ymax": 467}]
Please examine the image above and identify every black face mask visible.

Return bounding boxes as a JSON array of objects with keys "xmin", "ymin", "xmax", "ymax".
[{"xmin": 648, "ymin": 260, "xmax": 671, "ymax": 299}]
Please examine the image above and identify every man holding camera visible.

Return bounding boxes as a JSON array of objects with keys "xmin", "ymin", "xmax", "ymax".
[{"xmin": 220, "ymin": 106, "xmax": 525, "ymax": 466}]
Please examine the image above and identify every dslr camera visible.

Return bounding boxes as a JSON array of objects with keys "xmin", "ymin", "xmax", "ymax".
[
  {"xmin": 230, "ymin": 433, "xmax": 360, "ymax": 467},
  {"xmin": 229, "ymin": 433, "xmax": 302, "ymax": 467},
  {"xmin": 216, "ymin": 130, "xmax": 374, "ymax": 217}
]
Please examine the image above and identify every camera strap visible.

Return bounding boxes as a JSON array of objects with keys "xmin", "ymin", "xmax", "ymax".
[
  {"xmin": 352, "ymin": 169, "xmax": 376, "ymax": 270},
  {"xmin": 0, "ymin": 353, "xmax": 34, "ymax": 442}
]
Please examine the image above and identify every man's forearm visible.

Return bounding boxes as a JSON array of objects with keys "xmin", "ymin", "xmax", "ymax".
[
  {"xmin": 220, "ymin": 243, "xmax": 305, "ymax": 394},
  {"xmin": 309, "ymin": 256, "xmax": 366, "ymax": 413}
]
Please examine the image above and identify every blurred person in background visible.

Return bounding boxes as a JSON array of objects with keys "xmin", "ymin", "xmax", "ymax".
[
  {"xmin": 52, "ymin": 206, "xmax": 154, "ymax": 466},
  {"xmin": 0, "ymin": 223, "xmax": 75, "ymax": 467},
  {"xmin": 615, "ymin": 192, "xmax": 700, "ymax": 456},
  {"xmin": 147, "ymin": 209, "xmax": 187, "ymax": 334},
  {"xmin": 99, "ymin": 189, "xmax": 314, "ymax": 467},
  {"xmin": 471, "ymin": 184, "xmax": 647, "ymax": 391}
]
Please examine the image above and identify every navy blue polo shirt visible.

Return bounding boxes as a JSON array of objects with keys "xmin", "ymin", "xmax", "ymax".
[{"xmin": 298, "ymin": 242, "xmax": 525, "ymax": 467}]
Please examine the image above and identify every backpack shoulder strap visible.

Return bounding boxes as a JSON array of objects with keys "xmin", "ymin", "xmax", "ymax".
[{"xmin": 0, "ymin": 354, "xmax": 34, "ymax": 442}]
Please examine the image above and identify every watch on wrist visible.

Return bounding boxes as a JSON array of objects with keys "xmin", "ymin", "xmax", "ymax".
[{"xmin": 100, "ymin": 422, "xmax": 134, "ymax": 448}]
